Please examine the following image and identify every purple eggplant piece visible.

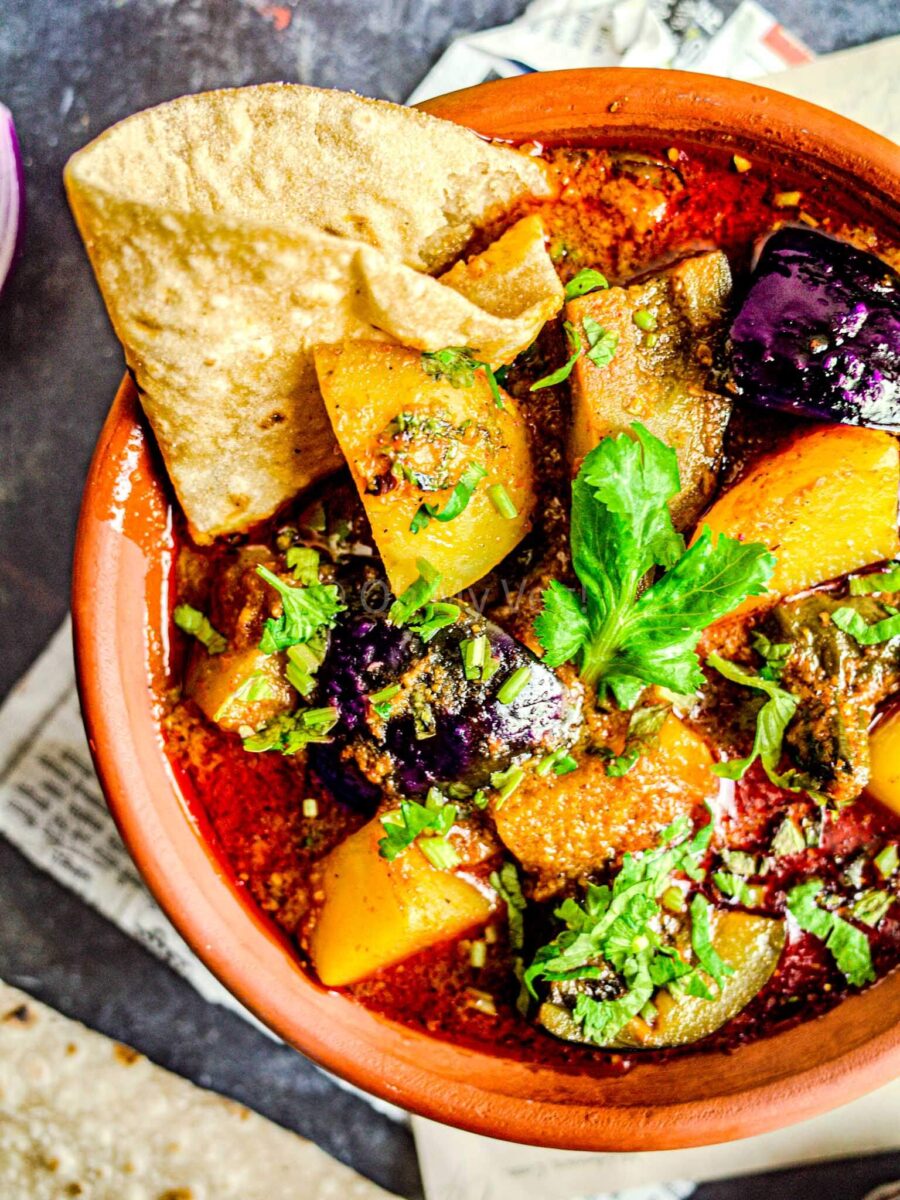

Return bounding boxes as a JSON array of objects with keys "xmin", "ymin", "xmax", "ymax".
[
  {"xmin": 309, "ymin": 606, "xmax": 582, "ymax": 807},
  {"xmin": 729, "ymin": 226, "xmax": 900, "ymax": 427}
]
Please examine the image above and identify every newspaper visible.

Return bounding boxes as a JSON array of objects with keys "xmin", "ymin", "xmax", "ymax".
[{"xmin": 3, "ymin": 6, "xmax": 900, "ymax": 1200}]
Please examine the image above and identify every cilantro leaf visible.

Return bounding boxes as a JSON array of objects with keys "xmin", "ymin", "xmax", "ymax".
[
  {"xmin": 378, "ymin": 794, "xmax": 459, "ymax": 867},
  {"xmin": 173, "ymin": 603, "xmax": 227, "ymax": 655},
  {"xmin": 849, "ymin": 563, "xmax": 900, "ymax": 594},
  {"xmin": 410, "ymin": 461, "xmax": 487, "ymax": 533},
  {"xmin": 243, "ymin": 706, "xmax": 339, "ymax": 755},
  {"xmin": 256, "ymin": 566, "xmax": 344, "ymax": 654},
  {"xmin": 583, "ymin": 316, "xmax": 618, "ymax": 368},
  {"xmin": 534, "ymin": 424, "xmax": 774, "ymax": 705},
  {"xmin": 530, "ymin": 320, "xmax": 582, "ymax": 390},
  {"xmin": 831, "ymin": 604, "xmax": 900, "ymax": 645},
  {"xmin": 787, "ymin": 880, "xmax": 875, "ymax": 987},
  {"xmin": 533, "ymin": 580, "xmax": 591, "ymax": 668},
  {"xmin": 751, "ymin": 630, "xmax": 792, "ymax": 681},
  {"xmin": 689, "ymin": 893, "xmax": 735, "ymax": 990},
  {"xmin": 564, "ymin": 268, "xmax": 609, "ymax": 300},
  {"xmin": 388, "ymin": 558, "xmax": 442, "ymax": 627},
  {"xmin": 408, "ymin": 601, "xmax": 461, "ymax": 643},
  {"xmin": 604, "ymin": 703, "xmax": 669, "ymax": 776},
  {"xmin": 707, "ymin": 652, "xmax": 798, "ymax": 786}
]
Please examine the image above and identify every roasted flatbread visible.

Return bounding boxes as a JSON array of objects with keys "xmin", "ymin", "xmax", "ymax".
[
  {"xmin": 0, "ymin": 981, "xmax": 397, "ymax": 1200},
  {"xmin": 66, "ymin": 85, "xmax": 555, "ymax": 541}
]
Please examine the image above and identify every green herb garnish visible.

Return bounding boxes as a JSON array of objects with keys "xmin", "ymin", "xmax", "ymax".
[
  {"xmin": 212, "ymin": 672, "xmax": 276, "ymax": 722},
  {"xmin": 524, "ymin": 814, "xmax": 728, "ymax": 1046},
  {"xmin": 284, "ymin": 633, "xmax": 327, "ymax": 697},
  {"xmin": 487, "ymin": 483, "xmax": 519, "ymax": 520},
  {"xmin": 408, "ymin": 601, "xmax": 461, "ymax": 643},
  {"xmin": 285, "ymin": 546, "xmax": 320, "ymax": 585},
  {"xmin": 388, "ymin": 558, "xmax": 442, "ymax": 627},
  {"xmin": 875, "ymin": 843, "xmax": 899, "ymax": 878},
  {"xmin": 605, "ymin": 703, "xmax": 669, "ymax": 776},
  {"xmin": 256, "ymin": 566, "xmax": 344, "ymax": 654},
  {"xmin": 771, "ymin": 816, "xmax": 805, "ymax": 858},
  {"xmin": 411, "ymin": 461, "xmax": 487, "ymax": 533},
  {"xmin": 582, "ymin": 316, "xmax": 618, "ymax": 368},
  {"xmin": 707, "ymin": 653, "xmax": 798, "ymax": 787},
  {"xmin": 751, "ymin": 630, "xmax": 792, "ymax": 682},
  {"xmin": 533, "ymin": 424, "xmax": 774, "ymax": 707},
  {"xmin": 851, "ymin": 889, "xmax": 893, "ymax": 928},
  {"xmin": 173, "ymin": 603, "xmax": 227, "ymax": 655},
  {"xmin": 786, "ymin": 879, "xmax": 875, "ymax": 987},
  {"xmin": 490, "ymin": 861, "xmax": 530, "ymax": 1014},
  {"xmin": 490, "ymin": 764, "xmax": 525, "ymax": 805},
  {"xmin": 564, "ymin": 268, "xmax": 609, "ymax": 300},
  {"xmin": 530, "ymin": 320, "xmax": 582, "ymax": 391},
  {"xmin": 849, "ymin": 564, "xmax": 900, "ymax": 594},
  {"xmin": 243, "ymin": 706, "xmax": 339, "ymax": 755},
  {"xmin": 496, "ymin": 666, "xmax": 532, "ymax": 705},
  {"xmin": 831, "ymin": 605, "xmax": 900, "ymax": 645},
  {"xmin": 632, "ymin": 308, "xmax": 657, "ymax": 332},
  {"xmin": 378, "ymin": 793, "xmax": 459, "ymax": 868},
  {"xmin": 421, "ymin": 347, "xmax": 504, "ymax": 409}
]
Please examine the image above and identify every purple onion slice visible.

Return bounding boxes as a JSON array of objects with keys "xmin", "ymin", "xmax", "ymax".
[{"xmin": 729, "ymin": 226, "xmax": 900, "ymax": 428}]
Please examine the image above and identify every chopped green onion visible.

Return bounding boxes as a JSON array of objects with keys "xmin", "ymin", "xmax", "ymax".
[
  {"xmin": 552, "ymin": 753, "xmax": 578, "ymax": 776},
  {"xmin": 421, "ymin": 346, "xmax": 504, "ymax": 409},
  {"xmin": 419, "ymin": 836, "xmax": 462, "ymax": 871},
  {"xmin": 411, "ymin": 461, "xmax": 487, "ymax": 533},
  {"xmin": 772, "ymin": 816, "xmax": 805, "ymax": 858},
  {"xmin": 302, "ymin": 798, "xmax": 319, "ymax": 818},
  {"xmin": 389, "ymin": 558, "xmax": 442, "ymax": 626},
  {"xmin": 632, "ymin": 308, "xmax": 657, "ymax": 332},
  {"xmin": 487, "ymin": 483, "xmax": 518, "ymax": 520},
  {"xmin": 496, "ymin": 666, "xmax": 532, "ymax": 705},
  {"xmin": 173, "ymin": 603, "xmax": 227, "ymax": 655},
  {"xmin": 285, "ymin": 546, "xmax": 320, "ymax": 584},
  {"xmin": 490, "ymin": 764, "xmax": 525, "ymax": 806},
  {"xmin": 369, "ymin": 683, "xmax": 401, "ymax": 706},
  {"xmin": 472, "ymin": 789, "xmax": 488, "ymax": 809},
  {"xmin": 875, "ymin": 844, "xmax": 899, "ymax": 878},
  {"xmin": 285, "ymin": 636, "xmax": 327, "ymax": 697},
  {"xmin": 721, "ymin": 849, "xmax": 758, "ymax": 876},
  {"xmin": 409, "ymin": 601, "xmax": 461, "ymax": 643},
  {"xmin": 564, "ymin": 268, "xmax": 609, "ymax": 300},
  {"xmin": 661, "ymin": 886, "xmax": 686, "ymax": 913},
  {"xmin": 469, "ymin": 940, "xmax": 487, "ymax": 969},
  {"xmin": 461, "ymin": 634, "xmax": 488, "ymax": 680}
]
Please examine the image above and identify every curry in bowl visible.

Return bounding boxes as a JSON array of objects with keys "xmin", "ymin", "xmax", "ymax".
[{"xmin": 67, "ymin": 85, "xmax": 900, "ymax": 1068}]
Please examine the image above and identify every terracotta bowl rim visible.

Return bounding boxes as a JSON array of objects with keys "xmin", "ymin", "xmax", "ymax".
[{"xmin": 72, "ymin": 68, "xmax": 900, "ymax": 1151}]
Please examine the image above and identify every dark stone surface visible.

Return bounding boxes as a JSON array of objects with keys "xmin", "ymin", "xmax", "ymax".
[{"xmin": 0, "ymin": 2, "xmax": 898, "ymax": 1197}]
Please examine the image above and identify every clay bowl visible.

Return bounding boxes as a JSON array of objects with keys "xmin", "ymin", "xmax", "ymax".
[{"xmin": 73, "ymin": 69, "xmax": 900, "ymax": 1150}]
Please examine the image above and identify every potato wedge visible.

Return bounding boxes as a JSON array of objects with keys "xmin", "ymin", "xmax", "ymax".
[
  {"xmin": 307, "ymin": 815, "xmax": 492, "ymax": 987},
  {"xmin": 186, "ymin": 646, "xmax": 295, "ymax": 733},
  {"xmin": 539, "ymin": 910, "xmax": 785, "ymax": 1049},
  {"xmin": 698, "ymin": 425, "xmax": 900, "ymax": 618},
  {"xmin": 315, "ymin": 341, "xmax": 535, "ymax": 598},
  {"xmin": 492, "ymin": 715, "xmax": 717, "ymax": 895},
  {"xmin": 567, "ymin": 252, "xmax": 733, "ymax": 529},
  {"xmin": 867, "ymin": 708, "xmax": 900, "ymax": 818}
]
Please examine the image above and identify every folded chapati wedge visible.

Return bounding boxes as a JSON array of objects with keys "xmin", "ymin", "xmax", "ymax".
[{"xmin": 65, "ymin": 85, "xmax": 555, "ymax": 541}]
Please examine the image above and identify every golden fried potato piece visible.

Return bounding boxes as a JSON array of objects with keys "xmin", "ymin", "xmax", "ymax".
[
  {"xmin": 492, "ymin": 715, "xmax": 717, "ymax": 896},
  {"xmin": 567, "ymin": 252, "xmax": 733, "ymax": 529}
]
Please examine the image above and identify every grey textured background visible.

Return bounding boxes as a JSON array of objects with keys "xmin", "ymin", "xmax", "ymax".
[{"xmin": 1, "ymin": 2, "xmax": 899, "ymax": 1196}]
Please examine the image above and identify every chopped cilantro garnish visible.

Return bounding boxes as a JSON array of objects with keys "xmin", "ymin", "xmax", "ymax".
[
  {"xmin": 284, "ymin": 633, "xmax": 327, "ymax": 697},
  {"xmin": 851, "ymin": 889, "xmax": 893, "ymax": 928},
  {"xmin": 564, "ymin": 268, "xmax": 609, "ymax": 300},
  {"xmin": 212, "ymin": 671, "xmax": 275, "ymax": 723},
  {"xmin": 378, "ymin": 793, "xmax": 459, "ymax": 868},
  {"xmin": 285, "ymin": 546, "xmax": 320, "ymax": 585},
  {"xmin": 751, "ymin": 630, "xmax": 792, "ymax": 682},
  {"xmin": 533, "ymin": 424, "xmax": 774, "ymax": 707},
  {"xmin": 875, "ymin": 843, "xmax": 899, "ymax": 878},
  {"xmin": 173, "ymin": 603, "xmax": 227, "ymax": 655},
  {"xmin": 604, "ymin": 703, "xmax": 669, "ymax": 776},
  {"xmin": 524, "ymin": 814, "xmax": 728, "ymax": 1045},
  {"xmin": 256, "ymin": 565, "xmax": 344, "ymax": 654},
  {"xmin": 388, "ymin": 558, "xmax": 442, "ymax": 627},
  {"xmin": 421, "ymin": 347, "xmax": 504, "ymax": 409},
  {"xmin": 243, "ymin": 705, "xmax": 339, "ymax": 755},
  {"xmin": 408, "ymin": 601, "xmax": 461, "ymax": 643},
  {"xmin": 582, "ymin": 316, "xmax": 618, "ymax": 368},
  {"xmin": 849, "ymin": 563, "xmax": 900, "ymax": 594},
  {"xmin": 410, "ymin": 461, "xmax": 486, "ymax": 533},
  {"xmin": 707, "ymin": 654, "xmax": 799, "ymax": 788},
  {"xmin": 490, "ymin": 861, "xmax": 530, "ymax": 1014},
  {"xmin": 530, "ymin": 320, "xmax": 582, "ymax": 391},
  {"xmin": 771, "ymin": 816, "xmax": 805, "ymax": 858},
  {"xmin": 786, "ymin": 879, "xmax": 875, "ymax": 987},
  {"xmin": 490, "ymin": 764, "xmax": 525, "ymax": 805},
  {"xmin": 831, "ymin": 605, "xmax": 900, "ymax": 645}
]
